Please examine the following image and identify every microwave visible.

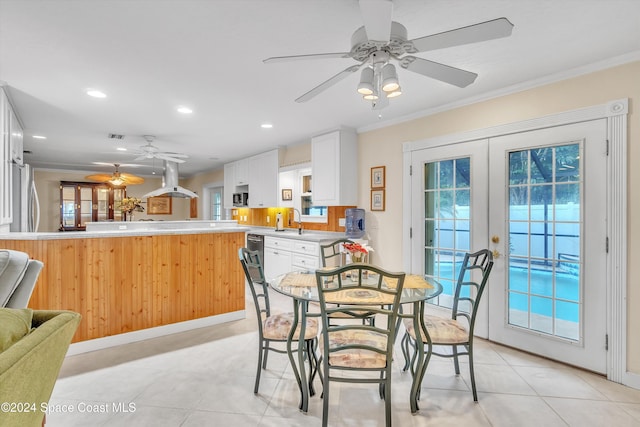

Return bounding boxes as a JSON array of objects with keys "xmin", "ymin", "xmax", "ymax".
[{"xmin": 233, "ymin": 192, "xmax": 249, "ymax": 207}]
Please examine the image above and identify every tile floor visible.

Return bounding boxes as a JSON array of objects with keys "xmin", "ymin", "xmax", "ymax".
[{"xmin": 47, "ymin": 288, "xmax": 640, "ymax": 426}]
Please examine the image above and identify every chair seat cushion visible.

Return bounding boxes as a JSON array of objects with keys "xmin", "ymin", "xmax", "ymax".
[
  {"xmin": 319, "ymin": 329, "xmax": 388, "ymax": 369},
  {"xmin": 404, "ymin": 315, "xmax": 468, "ymax": 345},
  {"xmin": 263, "ymin": 312, "xmax": 318, "ymax": 341}
]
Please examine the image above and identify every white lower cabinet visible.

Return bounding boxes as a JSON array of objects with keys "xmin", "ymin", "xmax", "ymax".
[{"xmin": 264, "ymin": 236, "xmax": 320, "ymax": 281}]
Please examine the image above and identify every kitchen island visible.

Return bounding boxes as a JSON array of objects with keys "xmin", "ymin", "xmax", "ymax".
[{"xmin": 0, "ymin": 221, "xmax": 249, "ymax": 351}]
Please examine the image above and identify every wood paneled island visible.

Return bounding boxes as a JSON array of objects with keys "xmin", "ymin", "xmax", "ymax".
[{"xmin": 0, "ymin": 223, "xmax": 247, "ymax": 346}]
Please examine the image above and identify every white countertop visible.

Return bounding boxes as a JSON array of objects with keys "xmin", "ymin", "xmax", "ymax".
[
  {"xmin": 0, "ymin": 220, "xmax": 250, "ymax": 240},
  {"xmin": 246, "ymin": 226, "xmax": 347, "ymax": 242}
]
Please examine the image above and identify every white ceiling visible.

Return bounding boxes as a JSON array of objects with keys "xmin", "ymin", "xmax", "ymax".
[{"xmin": 1, "ymin": 0, "xmax": 639, "ymax": 178}]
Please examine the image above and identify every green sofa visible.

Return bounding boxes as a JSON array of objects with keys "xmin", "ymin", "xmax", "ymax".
[{"xmin": 0, "ymin": 309, "xmax": 81, "ymax": 427}]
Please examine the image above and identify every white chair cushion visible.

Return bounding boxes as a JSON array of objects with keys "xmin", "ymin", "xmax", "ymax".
[
  {"xmin": 263, "ymin": 312, "xmax": 318, "ymax": 341},
  {"xmin": 404, "ymin": 314, "xmax": 469, "ymax": 345}
]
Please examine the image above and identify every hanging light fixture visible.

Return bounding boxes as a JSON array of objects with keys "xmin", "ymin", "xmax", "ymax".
[
  {"xmin": 381, "ymin": 63, "xmax": 399, "ymax": 93},
  {"xmin": 357, "ymin": 67, "xmax": 374, "ymax": 96},
  {"xmin": 356, "ymin": 54, "xmax": 402, "ymax": 107}
]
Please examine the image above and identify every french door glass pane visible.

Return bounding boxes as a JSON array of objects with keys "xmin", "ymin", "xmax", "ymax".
[
  {"xmin": 423, "ymin": 157, "xmax": 471, "ymax": 309},
  {"xmin": 507, "ymin": 143, "xmax": 582, "ymax": 341}
]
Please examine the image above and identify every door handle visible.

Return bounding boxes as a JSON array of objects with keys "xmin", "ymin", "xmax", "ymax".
[{"xmin": 491, "ymin": 235, "xmax": 501, "ymax": 259}]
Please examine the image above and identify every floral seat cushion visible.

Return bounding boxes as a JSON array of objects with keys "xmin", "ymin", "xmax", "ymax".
[
  {"xmin": 404, "ymin": 315, "xmax": 469, "ymax": 345},
  {"xmin": 263, "ymin": 312, "xmax": 318, "ymax": 341},
  {"xmin": 319, "ymin": 329, "xmax": 388, "ymax": 369}
]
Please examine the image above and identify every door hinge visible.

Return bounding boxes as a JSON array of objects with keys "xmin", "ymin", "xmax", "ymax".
[
  {"xmin": 605, "ymin": 334, "xmax": 609, "ymax": 351},
  {"xmin": 409, "ymin": 165, "xmax": 413, "ymax": 176},
  {"xmin": 606, "ymin": 236, "xmax": 609, "ymax": 253},
  {"xmin": 409, "ymin": 227, "xmax": 412, "ymax": 239},
  {"xmin": 606, "ymin": 139, "xmax": 609, "ymax": 156}
]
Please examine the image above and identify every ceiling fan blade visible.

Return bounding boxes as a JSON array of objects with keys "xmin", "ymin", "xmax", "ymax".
[
  {"xmin": 155, "ymin": 153, "xmax": 186, "ymax": 163},
  {"xmin": 399, "ymin": 56, "xmax": 477, "ymax": 88},
  {"xmin": 162, "ymin": 152, "xmax": 189, "ymax": 158},
  {"xmin": 408, "ymin": 17, "xmax": 514, "ymax": 53},
  {"xmin": 264, "ymin": 52, "xmax": 352, "ymax": 63},
  {"xmin": 85, "ymin": 174, "xmax": 112, "ymax": 182},
  {"xmin": 133, "ymin": 155, "xmax": 149, "ymax": 161},
  {"xmin": 120, "ymin": 173, "xmax": 145, "ymax": 185},
  {"xmin": 295, "ymin": 64, "xmax": 363, "ymax": 103},
  {"xmin": 359, "ymin": 0, "xmax": 393, "ymax": 42}
]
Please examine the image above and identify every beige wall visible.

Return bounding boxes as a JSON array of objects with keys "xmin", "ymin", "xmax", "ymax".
[
  {"xmin": 34, "ymin": 170, "xmax": 192, "ymax": 231},
  {"xmin": 358, "ymin": 61, "xmax": 640, "ymax": 373}
]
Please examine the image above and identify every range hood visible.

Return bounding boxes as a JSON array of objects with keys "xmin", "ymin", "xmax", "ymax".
[{"xmin": 142, "ymin": 160, "xmax": 198, "ymax": 199}]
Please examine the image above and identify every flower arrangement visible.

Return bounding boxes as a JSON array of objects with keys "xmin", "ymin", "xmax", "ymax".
[
  {"xmin": 342, "ymin": 242, "xmax": 374, "ymax": 262},
  {"xmin": 118, "ymin": 197, "xmax": 145, "ymax": 214}
]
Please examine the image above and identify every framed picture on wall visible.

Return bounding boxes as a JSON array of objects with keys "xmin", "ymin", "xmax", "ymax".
[
  {"xmin": 371, "ymin": 189, "xmax": 385, "ymax": 211},
  {"xmin": 371, "ymin": 166, "xmax": 385, "ymax": 188},
  {"xmin": 282, "ymin": 188, "xmax": 293, "ymax": 201},
  {"xmin": 147, "ymin": 196, "xmax": 172, "ymax": 215}
]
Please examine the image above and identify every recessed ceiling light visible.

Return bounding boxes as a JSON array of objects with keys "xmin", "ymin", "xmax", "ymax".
[
  {"xmin": 177, "ymin": 106, "xmax": 193, "ymax": 114},
  {"xmin": 86, "ymin": 89, "xmax": 107, "ymax": 98},
  {"xmin": 32, "ymin": 135, "xmax": 47, "ymax": 139},
  {"xmin": 261, "ymin": 123, "xmax": 273, "ymax": 129},
  {"xmin": 116, "ymin": 147, "xmax": 127, "ymax": 151}
]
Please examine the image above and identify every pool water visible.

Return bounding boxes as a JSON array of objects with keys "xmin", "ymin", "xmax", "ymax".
[{"xmin": 428, "ymin": 262, "xmax": 580, "ymax": 323}]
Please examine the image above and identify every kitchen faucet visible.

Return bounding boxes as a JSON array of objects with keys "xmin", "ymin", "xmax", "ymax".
[{"xmin": 292, "ymin": 208, "xmax": 303, "ymax": 235}]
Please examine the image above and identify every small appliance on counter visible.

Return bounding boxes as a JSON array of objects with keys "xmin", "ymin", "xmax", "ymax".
[
  {"xmin": 275, "ymin": 212, "xmax": 285, "ymax": 231},
  {"xmin": 233, "ymin": 192, "xmax": 248, "ymax": 207},
  {"xmin": 345, "ymin": 208, "xmax": 365, "ymax": 238}
]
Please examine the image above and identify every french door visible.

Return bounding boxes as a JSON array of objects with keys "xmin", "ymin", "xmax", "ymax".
[
  {"xmin": 488, "ymin": 120, "xmax": 607, "ymax": 373},
  {"xmin": 410, "ymin": 119, "xmax": 607, "ymax": 372}
]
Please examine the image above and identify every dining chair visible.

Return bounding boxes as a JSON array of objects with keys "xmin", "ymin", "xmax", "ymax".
[
  {"xmin": 401, "ymin": 249, "xmax": 493, "ymax": 402},
  {"xmin": 315, "ymin": 263, "xmax": 405, "ymax": 427},
  {"xmin": 319, "ymin": 238, "xmax": 377, "ymax": 325},
  {"xmin": 238, "ymin": 247, "xmax": 319, "ymax": 394},
  {"xmin": 320, "ymin": 238, "xmax": 355, "ymax": 268}
]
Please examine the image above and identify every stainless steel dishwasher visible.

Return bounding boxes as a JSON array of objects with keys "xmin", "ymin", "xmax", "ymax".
[{"xmin": 246, "ymin": 233, "xmax": 265, "ymax": 265}]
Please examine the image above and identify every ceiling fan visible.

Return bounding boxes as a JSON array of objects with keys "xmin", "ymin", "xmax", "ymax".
[
  {"xmin": 130, "ymin": 135, "xmax": 189, "ymax": 164},
  {"xmin": 86, "ymin": 164, "xmax": 145, "ymax": 186},
  {"xmin": 264, "ymin": 0, "xmax": 513, "ymax": 107}
]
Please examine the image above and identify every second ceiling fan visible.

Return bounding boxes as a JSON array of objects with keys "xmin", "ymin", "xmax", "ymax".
[{"xmin": 264, "ymin": 0, "xmax": 514, "ymax": 107}]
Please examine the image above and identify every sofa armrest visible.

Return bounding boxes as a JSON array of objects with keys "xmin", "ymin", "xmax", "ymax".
[{"xmin": 0, "ymin": 310, "xmax": 81, "ymax": 426}]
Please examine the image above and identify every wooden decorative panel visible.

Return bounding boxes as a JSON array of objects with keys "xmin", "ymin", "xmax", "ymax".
[{"xmin": 0, "ymin": 232, "xmax": 246, "ymax": 342}]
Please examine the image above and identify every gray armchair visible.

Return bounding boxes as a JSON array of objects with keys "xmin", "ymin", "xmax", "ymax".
[{"xmin": 0, "ymin": 249, "xmax": 44, "ymax": 309}]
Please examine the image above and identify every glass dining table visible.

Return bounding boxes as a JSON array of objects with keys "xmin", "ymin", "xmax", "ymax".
[{"xmin": 270, "ymin": 270, "xmax": 443, "ymax": 414}]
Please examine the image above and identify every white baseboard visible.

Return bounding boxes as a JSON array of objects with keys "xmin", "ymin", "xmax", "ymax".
[
  {"xmin": 66, "ymin": 310, "xmax": 246, "ymax": 356},
  {"xmin": 623, "ymin": 371, "xmax": 640, "ymax": 390}
]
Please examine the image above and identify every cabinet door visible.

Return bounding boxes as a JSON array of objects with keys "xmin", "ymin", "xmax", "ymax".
[
  {"xmin": 235, "ymin": 158, "xmax": 249, "ymax": 186},
  {"xmin": 248, "ymin": 150, "xmax": 279, "ymax": 207},
  {"xmin": 311, "ymin": 130, "xmax": 358, "ymax": 206},
  {"xmin": 311, "ymin": 131, "xmax": 340, "ymax": 205},
  {"xmin": 9, "ymin": 108, "xmax": 23, "ymax": 165},
  {"xmin": 223, "ymin": 162, "xmax": 235, "ymax": 209},
  {"xmin": 0, "ymin": 90, "xmax": 11, "ymax": 225},
  {"xmin": 264, "ymin": 246, "xmax": 291, "ymax": 282}
]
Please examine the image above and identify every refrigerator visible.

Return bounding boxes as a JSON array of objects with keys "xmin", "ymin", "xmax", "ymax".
[{"xmin": 10, "ymin": 162, "xmax": 40, "ymax": 232}]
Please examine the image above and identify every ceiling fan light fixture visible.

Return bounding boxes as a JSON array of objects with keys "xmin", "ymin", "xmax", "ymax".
[
  {"xmin": 109, "ymin": 177, "xmax": 125, "ymax": 186},
  {"xmin": 386, "ymin": 86, "xmax": 402, "ymax": 98},
  {"xmin": 381, "ymin": 63, "xmax": 400, "ymax": 93},
  {"xmin": 363, "ymin": 93, "xmax": 379, "ymax": 101},
  {"xmin": 357, "ymin": 67, "xmax": 375, "ymax": 95}
]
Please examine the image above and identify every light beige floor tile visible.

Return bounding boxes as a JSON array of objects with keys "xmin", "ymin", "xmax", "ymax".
[
  {"xmin": 573, "ymin": 370, "xmax": 640, "ymax": 403},
  {"xmin": 458, "ymin": 362, "xmax": 537, "ymax": 396},
  {"xmin": 513, "ymin": 366, "xmax": 608, "ymax": 400},
  {"xmin": 544, "ymin": 397, "xmax": 640, "ymax": 426},
  {"xmin": 618, "ymin": 402, "xmax": 640, "ymax": 423},
  {"xmin": 479, "ymin": 393, "xmax": 567, "ymax": 426},
  {"xmin": 408, "ymin": 388, "xmax": 492, "ymax": 426},
  {"xmin": 183, "ymin": 409, "xmax": 262, "ymax": 426}
]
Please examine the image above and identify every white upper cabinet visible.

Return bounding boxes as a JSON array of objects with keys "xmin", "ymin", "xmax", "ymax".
[
  {"xmin": 223, "ymin": 162, "xmax": 235, "ymax": 209},
  {"xmin": 234, "ymin": 158, "xmax": 249, "ymax": 186},
  {"xmin": 248, "ymin": 149, "xmax": 280, "ymax": 208},
  {"xmin": 311, "ymin": 129, "xmax": 358, "ymax": 206},
  {"xmin": 9, "ymin": 106, "xmax": 23, "ymax": 165}
]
